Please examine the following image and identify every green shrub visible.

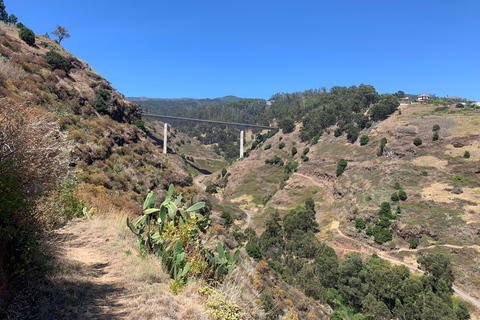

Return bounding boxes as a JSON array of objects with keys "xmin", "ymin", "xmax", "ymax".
[
  {"xmin": 264, "ymin": 144, "xmax": 271, "ymax": 150},
  {"xmin": 303, "ymin": 147, "xmax": 310, "ymax": 155},
  {"xmin": 134, "ymin": 119, "xmax": 146, "ymax": 132},
  {"xmin": 336, "ymin": 159, "xmax": 347, "ymax": 177},
  {"xmin": 377, "ymin": 151, "xmax": 383, "ymax": 157},
  {"xmin": 278, "ymin": 142, "xmax": 285, "ymax": 149},
  {"xmin": 432, "ymin": 132, "xmax": 439, "ymax": 141},
  {"xmin": 409, "ymin": 238, "xmax": 418, "ymax": 249},
  {"xmin": 334, "ymin": 128, "xmax": 342, "ymax": 137},
  {"xmin": 221, "ymin": 211, "xmax": 233, "ymax": 226},
  {"xmin": 16, "ymin": 22, "xmax": 25, "ymax": 29},
  {"xmin": 44, "ymin": 50, "xmax": 71, "ymax": 74},
  {"xmin": 360, "ymin": 135, "xmax": 369, "ymax": 146},
  {"xmin": 246, "ymin": 242, "xmax": 262, "ymax": 259},
  {"xmin": 379, "ymin": 202, "xmax": 392, "ymax": 217},
  {"xmin": 221, "ymin": 168, "xmax": 227, "ymax": 177},
  {"xmin": 291, "ymin": 147, "xmax": 297, "ymax": 156},
  {"xmin": 284, "ymin": 161, "xmax": 299, "ymax": 175},
  {"xmin": 433, "ymin": 124, "xmax": 440, "ymax": 132},
  {"xmin": 380, "ymin": 137, "xmax": 387, "ymax": 148},
  {"xmin": 374, "ymin": 228, "xmax": 392, "ymax": 244},
  {"xmin": 421, "ymin": 171, "xmax": 428, "ymax": 176},
  {"xmin": 389, "ymin": 241, "xmax": 396, "ymax": 249},
  {"xmin": 463, "ymin": 151, "xmax": 470, "ymax": 159},
  {"xmin": 398, "ymin": 190, "xmax": 407, "ymax": 201},
  {"xmin": 205, "ymin": 184, "xmax": 217, "ymax": 194},
  {"xmin": 301, "ymin": 155, "xmax": 309, "ymax": 162},
  {"xmin": 391, "ymin": 192, "xmax": 399, "ymax": 202},
  {"xmin": 265, "ymin": 156, "xmax": 283, "ymax": 166},
  {"xmin": 393, "ymin": 182, "xmax": 401, "ymax": 190},
  {"xmin": 18, "ymin": 27, "xmax": 35, "ymax": 46},
  {"xmin": 456, "ymin": 103, "xmax": 464, "ymax": 108},
  {"xmin": 413, "ymin": 137, "xmax": 422, "ymax": 146},
  {"xmin": 355, "ymin": 218, "xmax": 366, "ymax": 230}
]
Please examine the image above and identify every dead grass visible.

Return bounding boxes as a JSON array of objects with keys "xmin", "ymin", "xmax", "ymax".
[{"xmin": 6, "ymin": 207, "xmax": 210, "ymax": 319}]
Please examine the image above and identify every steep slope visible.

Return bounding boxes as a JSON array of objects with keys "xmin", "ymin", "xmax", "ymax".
[{"xmin": 207, "ymin": 102, "xmax": 480, "ymax": 317}]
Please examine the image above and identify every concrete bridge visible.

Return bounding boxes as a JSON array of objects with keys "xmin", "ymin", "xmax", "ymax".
[{"xmin": 141, "ymin": 113, "xmax": 275, "ymax": 158}]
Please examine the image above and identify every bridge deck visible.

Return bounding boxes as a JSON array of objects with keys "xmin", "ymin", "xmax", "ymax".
[{"xmin": 141, "ymin": 114, "xmax": 275, "ymax": 131}]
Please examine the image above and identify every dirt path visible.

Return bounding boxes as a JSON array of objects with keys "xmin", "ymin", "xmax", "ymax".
[
  {"xmin": 6, "ymin": 217, "xmax": 208, "ymax": 319},
  {"xmin": 328, "ymin": 222, "xmax": 480, "ymax": 309},
  {"xmin": 194, "ymin": 174, "xmax": 207, "ymax": 190}
]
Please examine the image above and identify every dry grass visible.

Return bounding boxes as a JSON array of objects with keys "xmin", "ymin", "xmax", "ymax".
[{"xmin": 6, "ymin": 207, "xmax": 210, "ymax": 319}]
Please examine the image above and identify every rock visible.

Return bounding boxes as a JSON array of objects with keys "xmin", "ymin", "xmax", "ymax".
[
  {"xmin": 451, "ymin": 184, "xmax": 463, "ymax": 194},
  {"xmin": 452, "ymin": 142, "xmax": 465, "ymax": 148}
]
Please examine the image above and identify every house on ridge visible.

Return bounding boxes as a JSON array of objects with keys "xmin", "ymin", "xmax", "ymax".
[{"xmin": 418, "ymin": 94, "xmax": 432, "ymax": 101}]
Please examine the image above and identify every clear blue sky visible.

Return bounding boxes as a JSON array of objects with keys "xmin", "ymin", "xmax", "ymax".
[{"xmin": 8, "ymin": 0, "xmax": 480, "ymax": 100}]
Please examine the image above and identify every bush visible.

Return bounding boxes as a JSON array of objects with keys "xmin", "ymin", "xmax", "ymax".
[
  {"xmin": 355, "ymin": 218, "xmax": 366, "ymax": 230},
  {"xmin": 264, "ymin": 144, "xmax": 271, "ymax": 150},
  {"xmin": 44, "ymin": 50, "xmax": 71, "ymax": 74},
  {"xmin": 221, "ymin": 168, "xmax": 227, "ymax": 177},
  {"xmin": 393, "ymin": 182, "xmax": 401, "ymax": 190},
  {"xmin": 16, "ymin": 22, "xmax": 25, "ymax": 29},
  {"xmin": 291, "ymin": 147, "xmax": 297, "ymax": 156},
  {"xmin": 284, "ymin": 161, "xmax": 299, "ymax": 175},
  {"xmin": 334, "ymin": 128, "xmax": 342, "ymax": 137},
  {"xmin": 421, "ymin": 171, "xmax": 428, "ymax": 176},
  {"xmin": 413, "ymin": 137, "xmax": 422, "ymax": 146},
  {"xmin": 398, "ymin": 190, "xmax": 407, "ymax": 201},
  {"xmin": 389, "ymin": 241, "xmax": 396, "ymax": 249},
  {"xmin": 374, "ymin": 228, "xmax": 392, "ymax": 244},
  {"xmin": 410, "ymin": 238, "xmax": 418, "ymax": 249},
  {"xmin": 278, "ymin": 142, "xmax": 285, "ymax": 149},
  {"xmin": 246, "ymin": 242, "xmax": 262, "ymax": 259},
  {"xmin": 456, "ymin": 103, "xmax": 464, "ymax": 108},
  {"xmin": 432, "ymin": 132, "xmax": 439, "ymax": 141},
  {"xmin": 360, "ymin": 135, "xmax": 369, "ymax": 146},
  {"xmin": 18, "ymin": 27, "xmax": 35, "ymax": 46},
  {"xmin": 303, "ymin": 147, "xmax": 310, "ymax": 155},
  {"xmin": 301, "ymin": 155, "xmax": 309, "ymax": 162},
  {"xmin": 463, "ymin": 151, "xmax": 470, "ymax": 159},
  {"xmin": 265, "ymin": 156, "xmax": 283, "ymax": 165},
  {"xmin": 221, "ymin": 211, "xmax": 233, "ymax": 226},
  {"xmin": 391, "ymin": 192, "xmax": 399, "ymax": 202},
  {"xmin": 134, "ymin": 119, "xmax": 146, "ymax": 132},
  {"xmin": 433, "ymin": 124, "xmax": 440, "ymax": 132},
  {"xmin": 336, "ymin": 159, "xmax": 347, "ymax": 177},
  {"xmin": 205, "ymin": 184, "xmax": 217, "ymax": 194}
]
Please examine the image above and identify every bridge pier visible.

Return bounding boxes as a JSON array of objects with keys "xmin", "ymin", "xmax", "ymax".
[
  {"xmin": 240, "ymin": 130, "xmax": 244, "ymax": 158},
  {"xmin": 163, "ymin": 122, "xmax": 168, "ymax": 154}
]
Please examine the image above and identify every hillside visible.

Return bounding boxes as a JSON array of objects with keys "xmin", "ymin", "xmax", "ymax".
[
  {"xmin": 204, "ymin": 101, "xmax": 480, "ymax": 318},
  {"xmin": 0, "ymin": 21, "xmax": 334, "ymax": 320}
]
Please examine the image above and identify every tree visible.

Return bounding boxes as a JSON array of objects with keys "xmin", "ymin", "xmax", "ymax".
[
  {"xmin": 44, "ymin": 50, "xmax": 71, "ymax": 74},
  {"xmin": 51, "ymin": 25, "xmax": 70, "ymax": 44},
  {"xmin": 291, "ymin": 147, "xmax": 297, "ymax": 156},
  {"xmin": 360, "ymin": 135, "xmax": 370, "ymax": 146},
  {"xmin": 413, "ymin": 137, "xmax": 422, "ymax": 146},
  {"xmin": 432, "ymin": 131, "xmax": 439, "ymax": 141},
  {"xmin": 463, "ymin": 151, "xmax": 470, "ymax": 159},
  {"xmin": 355, "ymin": 218, "xmax": 366, "ymax": 230},
  {"xmin": 19, "ymin": 27, "xmax": 35, "ymax": 46},
  {"xmin": 398, "ymin": 190, "xmax": 407, "ymax": 201},
  {"xmin": 391, "ymin": 192, "xmax": 399, "ymax": 202},
  {"xmin": 409, "ymin": 238, "xmax": 418, "ymax": 249},
  {"xmin": 278, "ymin": 117, "xmax": 295, "ymax": 134},
  {"xmin": 221, "ymin": 211, "xmax": 233, "ymax": 226},
  {"xmin": 0, "ymin": 0, "xmax": 7, "ymax": 22},
  {"xmin": 433, "ymin": 124, "xmax": 440, "ymax": 132},
  {"xmin": 7, "ymin": 14, "xmax": 17, "ymax": 25},
  {"xmin": 221, "ymin": 168, "xmax": 227, "ymax": 177},
  {"xmin": 336, "ymin": 159, "xmax": 347, "ymax": 177}
]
